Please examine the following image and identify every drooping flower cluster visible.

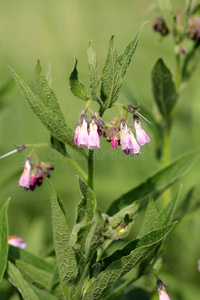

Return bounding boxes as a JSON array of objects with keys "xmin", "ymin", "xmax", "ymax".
[
  {"xmin": 74, "ymin": 108, "xmax": 150, "ymax": 156},
  {"xmin": 19, "ymin": 156, "xmax": 54, "ymax": 191},
  {"xmin": 157, "ymin": 279, "xmax": 171, "ymax": 300},
  {"xmin": 74, "ymin": 114, "xmax": 103, "ymax": 150},
  {"xmin": 8, "ymin": 236, "xmax": 26, "ymax": 249}
]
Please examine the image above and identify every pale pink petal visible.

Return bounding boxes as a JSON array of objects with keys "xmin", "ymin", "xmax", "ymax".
[
  {"xmin": 74, "ymin": 125, "xmax": 81, "ymax": 145},
  {"xmin": 88, "ymin": 121, "xmax": 100, "ymax": 150},
  {"xmin": 8, "ymin": 236, "xmax": 26, "ymax": 249},
  {"xmin": 135, "ymin": 121, "xmax": 150, "ymax": 146},
  {"xmin": 19, "ymin": 159, "xmax": 31, "ymax": 189},
  {"xmin": 78, "ymin": 119, "xmax": 89, "ymax": 148}
]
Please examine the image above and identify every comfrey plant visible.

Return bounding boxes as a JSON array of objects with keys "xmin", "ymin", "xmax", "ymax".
[{"xmin": 0, "ymin": 2, "xmax": 200, "ymax": 299}]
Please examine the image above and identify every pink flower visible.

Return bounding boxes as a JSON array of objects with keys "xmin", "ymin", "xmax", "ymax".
[
  {"xmin": 19, "ymin": 159, "xmax": 31, "ymax": 190},
  {"xmin": 120, "ymin": 120, "xmax": 140, "ymax": 156},
  {"xmin": 8, "ymin": 236, "xmax": 26, "ymax": 249},
  {"xmin": 77, "ymin": 119, "xmax": 89, "ymax": 148},
  {"xmin": 157, "ymin": 279, "xmax": 170, "ymax": 300},
  {"xmin": 134, "ymin": 120, "xmax": 150, "ymax": 146},
  {"xmin": 130, "ymin": 131, "xmax": 140, "ymax": 155},
  {"xmin": 88, "ymin": 120, "xmax": 100, "ymax": 150},
  {"xmin": 111, "ymin": 132, "xmax": 118, "ymax": 149},
  {"xmin": 74, "ymin": 125, "xmax": 81, "ymax": 145}
]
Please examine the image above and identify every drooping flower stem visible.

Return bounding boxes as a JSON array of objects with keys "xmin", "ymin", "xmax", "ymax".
[{"xmin": 88, "ymin": 149, "xmax": 94, "ymax": 190}]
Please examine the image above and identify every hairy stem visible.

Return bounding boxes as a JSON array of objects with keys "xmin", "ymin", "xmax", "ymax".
[{"xmin": 88, "ymin": 150, "xmax": 94, "ymax": 189}]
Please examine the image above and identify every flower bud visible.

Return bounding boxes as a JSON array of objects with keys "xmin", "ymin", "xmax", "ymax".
[
  {"xmin": 153, "ymin": 18, "xmax": 169, "ymax": 36},
  {"xmin": 8, "ymin": 236, "xmax": 26, "ymax": 249}
]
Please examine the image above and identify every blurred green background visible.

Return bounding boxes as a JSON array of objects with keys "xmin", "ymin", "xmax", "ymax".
[{"xmin": 0, "ymin": 0, "xmax": 200, "ymax": 299}]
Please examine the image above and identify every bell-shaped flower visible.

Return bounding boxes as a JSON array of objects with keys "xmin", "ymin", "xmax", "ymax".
[
  {"xmin": 74, "ymin": 125, "xmax": 81, "ymax": 145},
  {"xmin": 19, "ymin": 158, "xmax": 31, "ymax": 190},
  {"xmin": 77, "ymin": 119, "xmax": 89, "ymax": 148},
  {"xmin": 130, "ymin": 131, "xmax": 140, "ymax": 155},
  {"xmin": 111, "ymin": 132, "xmax": 118, "ymax": 149},
  {"xmin": 157, "ymin": 279, "xmax": 170, "ymax": 300},
  {"xmin": 134, "ymin": 120, "xmax": 150, "ymax": 146},
  {"xmin": 8, "ymin": 236, "xmax": 26, "ymax": 249},
  {"xmin": 88, "ymin": 120, "xmax": 100, "ymax": 150}
]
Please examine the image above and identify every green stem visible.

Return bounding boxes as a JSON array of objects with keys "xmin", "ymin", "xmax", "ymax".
[
  {"xmin": 103, "ymin": 276, "xmax": 138, "ymax": 300},
  {"xmin": 88, "ymin": 150, "xmax": 94, "ymax": 189},
  {"xmin": 175, "ymin": 54, "xmax": 180, "ymax": 92},
  {"xmin": 163, "ymin": 126, "xmax": 170, "ymax": 204}
]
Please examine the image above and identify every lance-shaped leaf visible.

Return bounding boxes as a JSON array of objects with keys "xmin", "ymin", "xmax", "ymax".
[
  {"xmin": 83, "ymin": 222, "xmax": 176, "ymax": 300},
  {"xmin": 0, "ymin": 198, "xmax": 10, "ymax": 282},
  {"xmin": 182, "ymin": 45, "xmax": 200, "ymax": 83},
  {"xmin": 6, "ymin": 261, "xmax": 39, "ymax": 300},
  {"xmin": 85, "ymin": 209, "xmax": 105, "ymax": 260},
  {"xmin": 69, "ymin": 58, "xmax": 88, "ymax": 101},
  {"xmin": 48, "ymin": 179, "xmax": 78, "ymax": 299},
  {"xmin": 8, "ymin": 66, "xmax": 85, "ymax": 156},
  {"xmin": 35, "ymin": 60, "xmax": 65, "ymax": 123},
  {"xmin": 118, "ymin": 23, "xmax": 145, "ymax": 77},
  {"xmin": 107, "ymin": 150, "xmax": 199, "ymax": 215},
  {"xmin": 151, "ymin": 58, "xmax": 178, "ymax": 124},
  {"xmin": 100, "ymin": 36, "xmax": 123, "ymax": 107},
  {"xmin": 29, "ymin": 284, "xmax": 58, "ymax": 300},
  {"xmin": 159, "ymin": 186, "xmax": 181, "ymax": 226},
  {"xmin": 72, "ymin": 177, "xmax": 97, "ymax": 254},
  {"xmin": 138, "ymin": 198, "xmax": 160, "ymax": 237},
  {"xmin": 8, "ymin": 245, "xmax": 55, "ymax": 274},
  {"xmin": 88, "ymin": 42, "xmax": 99, "ymax": 100}
]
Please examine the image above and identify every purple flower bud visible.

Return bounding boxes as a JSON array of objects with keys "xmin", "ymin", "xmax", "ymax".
[
  {"xmin": 153, "ymin": 18, "xmax": 169, "ymax": 36},
  {"xmin": 111, "ymin": 132, "xmax": 118, "ymax": 149},
  {"xmin": 8, "ymin": 236, "xmax": 26, "ymax": 249}
]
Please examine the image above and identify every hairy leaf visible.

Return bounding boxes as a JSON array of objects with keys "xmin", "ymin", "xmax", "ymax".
[
  {"xmin": 83, "ymin": 223, "xmax": 176, "ymax": 300},
  {"xmin": 88, "ymin": 42, "xmax": 99, "ymax": 100},
  {"xmin": 182, "ymin": 44, "xmax": 200, "ymax": 83},
  {"xmin": 35, "ymin": 60, "xmax": 65, "ymax": 123},
  {"xmin": 0, "ymin": 199, "xmax": 10, "ymax": 282},
  {"xmin": 69, "ymin": 58, "xmax": 88, "ymax": 101},
  {"xmin": 48, "ymin": 180, "xmax": 78, "ymax": 299},
  {"xmin": 29, "ymin": 284, "xmax": 58, "ymax": 300},
  {"xmin": 159, "ymin": 186, "xmax": 181, "ymax": 226},
  {"xmin": 138, "ymin": 198, "xmax": 160, "ymax": 237},
  {"xmin": 100, "ymin": 36, "xmax": 123, "ymax": 107},
  {"xmin": 151, "ymin": 58, "xmax": 178, "ymax": 124},
  {"xmin": 8, "ymin": 245, "xmax": 55, "ymax": 274},
  {"xmin": 107, "ymin": 150, "xmax": 199, "ymax": 215},
  {"xmin": 8, "ymin": 66, "xmax": 84, "ymax": 155},
  {"xmin": 118, "ymin": 23, "xmax": 145, "ymax": 77},
  {"xmin": 6, "ymin": 261, "xmax": 39, "ymax": 300},
  {"xmin": 73, "ymin": 177, "xmax": 97, "ymax": 253}
]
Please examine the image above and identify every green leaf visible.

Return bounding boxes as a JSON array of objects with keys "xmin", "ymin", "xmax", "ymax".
[
  {"xmin": 83, "ymin": 222, "xmax": 176, "ymax": 300},
  {"xmin": 182, "ymin": 45, "xmax": 200, "ymax": 83},
  {"xmin": 8, "ymin": 66, "xmax": 83, "ymax": 155},
  {"xmin": 8, "ymin": 258, "xmax": 53, "ymax": 292},
  {"xmin": 8, "ymin": 245, "xmax": 55, "ymax": 274},
  {"xmin": 50, "ymin": 135, "xmax": 69, "ymax": 158},
  {"xmin": 100, "ymin": 36, "xmax": 123, "ymax": 107},
  {"xmin": 118, "ymin": 23, "xmax": 146, "ymax": 77},
  {"xmin": 151, "ymin": 58, "xmax": 178, "ymax": 124},
  {"xmin": 6, "ymin": 261, "xmax": 39, "ymax": 300},
  {"xmin": 138, "ymin": 198, "xmax": 160, "ymax": 237},
  {"xmin": 48, "ymin": 179, "xmax": 78, "ymax": 299},
  {"xmin": 108, "ymin": 202, "xmax": 139, "ymax": 239},
  {"xmin": 69, "ymin": 58, "xmax": 88, "ymax": 101},
  {"xmin": 88, "ymin": 42, "xmax": 99, "ymax": 100},
  {"xmin": 35, "ymin": 60, "xmax": 65, "ymax": 123},
  {"xmin": 73, "ymin": 177, "xmax": 97, "ymax": 254},
  {"xmin": 107, "ymin": 150, "xmax": 199, "ymax": 216},
  {"xmin": 85, "ymin": 209, "xmax": 105, "ymax": 260},
  {"xmin": 159, "ymin": 186, "xmax": 181, "ymax": 226},
  {"xmin": 29, "ymin": 284, "xmax": 58, "ymax": 300},
  {"xmin": 0, "ymin": 198, "xmax": 10, "ymax": 283}
]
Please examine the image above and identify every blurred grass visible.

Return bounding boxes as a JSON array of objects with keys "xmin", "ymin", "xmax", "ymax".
[{"xmin": 1, "ymin": 0, "xmax": 200, "ymax": 299}]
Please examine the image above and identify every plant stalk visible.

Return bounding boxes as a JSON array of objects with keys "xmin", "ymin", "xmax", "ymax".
[{"xmin": 88, "ymin": 149, "xmax": 94, "ymax": 189}]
